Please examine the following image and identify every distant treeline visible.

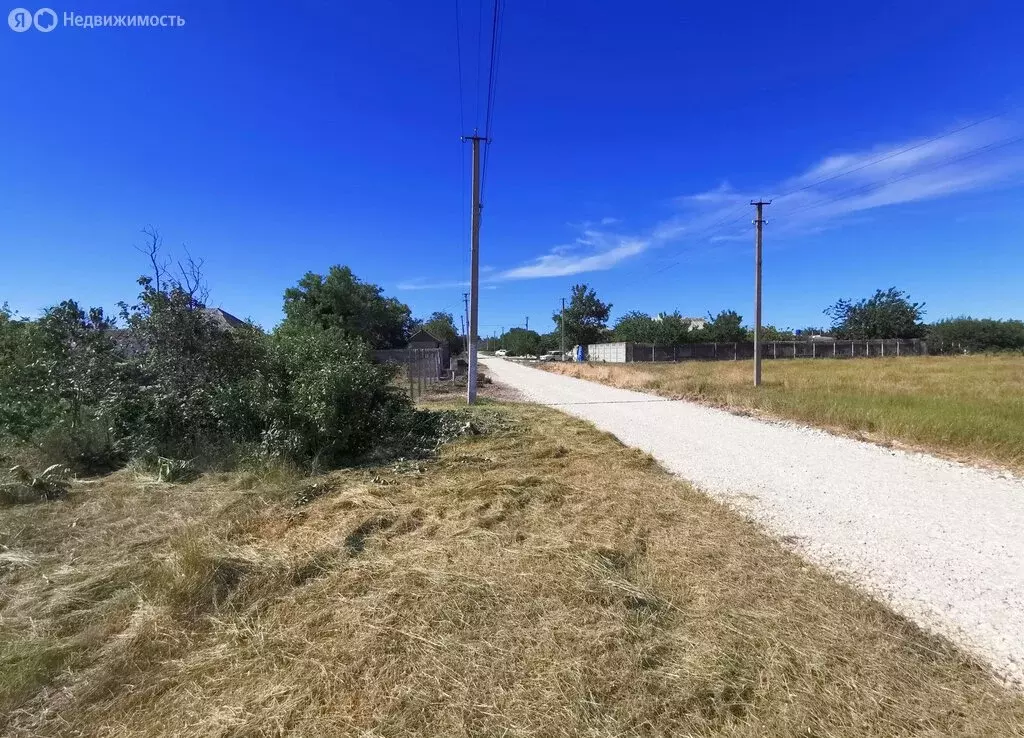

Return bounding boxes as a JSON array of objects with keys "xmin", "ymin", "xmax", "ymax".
[
  {"xmin": 485, "ymin": 285, "xmax": 1024, "ymax": 356},
  {"xmin": 927, "ymin": 317, "xmax": 1024, "ymax": 354}
]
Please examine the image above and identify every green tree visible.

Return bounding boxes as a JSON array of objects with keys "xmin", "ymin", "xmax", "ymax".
[
  {"xmin": 614, "ymin": 311, "xmax": 707, "ymax": 344},
  {"xmin": 651, "ymin": 312, "xmax": 696, "ymax": 344},
  {"xmin": 752, "ymin": 325, "xmax": 795, "ymax": 341},
  {"xmin": 501, "ymin": 328, "xmax": 543, "ymax": 356},
  {"xmin": 115, "ymin": 276, "xmax": 264, "ymax": 460},
  {"xmin": 703, "ymin": 310, "xmax": 747, "ymax": 342},
  {"xmin": 553, "ymin": 284, "xmax": 612, "ymax": 347},
  {"xmin": 282, "ymin": 266, "xmax": 414, "ymax": 349},
  {"xmin": 825, "ymin": 287, "xmax": 925, "ymax": 339},
  {"xmin": 613, "ymin": 311, "xmax": 656, "ymax": 342}
]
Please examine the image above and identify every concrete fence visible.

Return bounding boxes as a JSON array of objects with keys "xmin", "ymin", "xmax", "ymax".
[{"xmin": 586, "ymin": 339, "xmax": 927, "ymax": 363}]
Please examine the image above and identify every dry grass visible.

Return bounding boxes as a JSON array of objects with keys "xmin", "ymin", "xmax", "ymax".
[
  {"xmin": 3, "ymin": 401, "xmax": 1024, "ymax": 737},
  {"xmin": 542, "ymin": 355, "xmax": 1024, "ymax": 472}
]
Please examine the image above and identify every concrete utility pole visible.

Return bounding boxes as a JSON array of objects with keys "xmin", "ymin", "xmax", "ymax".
[
  {"xmin": 560, "ymin": 297, "xmax": 566, "ymax": 356},
  {"xmin": 525, "ymin": 316, "xmax": 529, "ymax": 331},
  {"xmin": 751, "ymin": 200, "xmax": 771, "ymax": 387},
  {"xmin": 463, "ymin": 134, "xmax": 485, "ymax": 405},
  {"xmin": 462, "ymin": 292, "xmax": 470, "ymax": 354}
]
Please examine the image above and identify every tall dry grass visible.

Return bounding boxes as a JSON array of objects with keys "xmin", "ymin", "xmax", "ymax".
[
  {"xmin": 3, "ymin": 402, "xmax": 1023, "ymax": 737},
  {"xmin": 543, "ymin": 355, "xmax": 1024, "ymax": 471}
]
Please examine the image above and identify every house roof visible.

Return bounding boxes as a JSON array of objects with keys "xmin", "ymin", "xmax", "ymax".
[
  {"xmin": 203, "ymin": 307, "xmax": 246, "ymax": 330},
  {"xmin": 408, "ymin": 328, "xmax": 442, "ymax": 343}
]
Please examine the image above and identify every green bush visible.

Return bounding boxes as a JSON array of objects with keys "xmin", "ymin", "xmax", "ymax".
[
  {"xmin": 0, "ymin": 266, "xmax": 423, "ymax": 476},
  {"xmin": 265, "ymin": 326, "xmax": 408, "ymax": 468}
]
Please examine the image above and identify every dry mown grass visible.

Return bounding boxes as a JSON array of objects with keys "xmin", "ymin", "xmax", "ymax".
[
  {"xmin": 542, "ymin": 355, "xmax": 1024, "ymax": 472},
  {"xmin": 3, "ymin": 401, "xmax": 1024, "ymax": 737}
]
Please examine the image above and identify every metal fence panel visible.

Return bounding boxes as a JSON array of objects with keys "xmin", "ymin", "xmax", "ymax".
[{"xmin": 372, "ymin": 348, "xmax": 442, "ymax": 399}]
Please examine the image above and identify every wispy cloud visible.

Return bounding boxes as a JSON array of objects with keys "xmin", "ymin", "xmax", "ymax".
[
  {"xmin": 399, "ymin": 117, "xmax": 1024, "ymax": 288},
  {"xmin": 567, "ymin": 216, "xmax": 622, "ymax": 229},
  {"xmin": 498, "ymin": 234, "xmax": 648, "ymax": 280},
  {"xmin": 676, "ymin": 117, "xmax": 1024, "ymax": 242}
]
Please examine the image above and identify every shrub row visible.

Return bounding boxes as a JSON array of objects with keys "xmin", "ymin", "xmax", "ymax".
[{"xmin": 1, "ymin": 278, "xmax": 419, "ymax": 474}]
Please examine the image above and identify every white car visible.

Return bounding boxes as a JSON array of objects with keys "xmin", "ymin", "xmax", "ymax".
[
  {"xmin": 494, "ymin": 349, "xmax": 508, "ymax": 357},
  {"xmin": 539, "ymin": 351, "xmax": 565, "ymax": 362}
]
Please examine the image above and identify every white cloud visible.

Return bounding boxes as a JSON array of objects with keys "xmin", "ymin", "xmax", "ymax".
[
  {"xmin": 497, "ymin": 237, "xmax": 649, "ymax": 279},
  {"xmin": 567, "ymin": 216, "xmax": 622, "ymax": 229},
  {"xmin": 402, "ymin": 117, "xmax": 1024, "ymax": 285},
  {"xmin": 638, "ymin": 117, "xmax": 1024, "ymax": 257}
]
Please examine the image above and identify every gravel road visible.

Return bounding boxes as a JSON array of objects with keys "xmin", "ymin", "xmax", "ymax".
[{"xmin": 481, "ymin": 356, "xmax": 1024, "ymax": 686}]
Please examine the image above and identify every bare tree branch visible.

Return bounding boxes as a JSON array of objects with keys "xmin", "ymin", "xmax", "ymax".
[
  {"xmin": 175, "ymin": 244, "xmax": 209, "ymax": 304},
  {"xmin": 133, "ymin": 227, "xmax": 210, "ymax": 306},
  {"xmin": 134, "ymin": 226, "xmax": 170, "ymax": 291}
]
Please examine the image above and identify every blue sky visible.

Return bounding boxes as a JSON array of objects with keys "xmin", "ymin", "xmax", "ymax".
[{"xmin": 2, "ymin": 0, "xmax": 1023, "ymax": 335}]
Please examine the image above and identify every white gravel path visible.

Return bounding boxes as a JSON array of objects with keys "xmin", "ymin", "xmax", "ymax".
[{"xmin": 481, "ymin": 356, "xmax": 1024, "ymax": 686}]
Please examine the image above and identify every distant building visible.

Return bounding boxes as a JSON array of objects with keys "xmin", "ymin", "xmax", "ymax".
[
  {"xmin": 203, "ymin": 307, "xmax": 246, "ymax": 331},
  {"xmin": 407, "ymin": 328, "xmax": 450, "ymax": 371},
  {"xmin": 408, "ymin": 328, "xmax": 443, "ymax": 348},
  {"xmin": 111, "ymin": 306, "xmax": 247, "ymax": 356},
  {"xmin": 651, "ymin": 313, "xmax": 707, "ymax": 331}
]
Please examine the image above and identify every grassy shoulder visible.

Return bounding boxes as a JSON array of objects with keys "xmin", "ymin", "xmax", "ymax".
[
  {"xmin": 541, "ymin": 355, "xmax": 1024, "ymax": 472},
  {"xmin": 3, "ymin": 400, "xmax": 1023, "ymax": 736}
]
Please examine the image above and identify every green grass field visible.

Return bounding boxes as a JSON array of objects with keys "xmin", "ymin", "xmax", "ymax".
[{"xmin": 543, "ymin": 355, "xmax": 1024, "ymax": 472}]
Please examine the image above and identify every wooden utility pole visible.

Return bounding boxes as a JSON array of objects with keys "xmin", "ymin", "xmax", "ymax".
[
  {"xmin": 751, "ymin": 200, "xmax": 771, "ymax": 387},
  {"xmin": 463, "ymin": 135, "xmax": 485, "ymax": 404},
  {"xmin": 525, "ymin": 316, "xmax": 529, "ymax": 331},
  {"xmin": 560, "ymin": 297, "xmax": 566, "ymax": 356}
]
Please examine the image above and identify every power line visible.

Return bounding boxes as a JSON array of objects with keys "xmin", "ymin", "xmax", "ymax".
[
  {"xmin": 454, "ymin": 0, "xmax": 466, "ymax": 135},
  {"xmin": 771, "ymin": 112, "xmax": 1007, "ymax": 203},
  {"xmin": 475, "ymin": 0, "xmax": 484, "ymax": 129},
  {"xmin": 782, "ymin": 133, "xmax": 1024, "ymax": 220},
  {"xmin": 483, "ymin": 0, "xmax": 502, "ymax": 140},
  {"xmin": 480, "ymin": 0, "xmax": 505, "ymax": 203}
]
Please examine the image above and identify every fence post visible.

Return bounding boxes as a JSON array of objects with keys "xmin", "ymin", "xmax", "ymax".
[
  {"xmin": 834, "ymin": 341, "xmax": 837, "ymax": 358},
  {"xmin": 652, "ymin": 342, "xmax": 656, "ymax": 363},
  {"xmin": 773, "ymin": 342, "xmax": 777, "ymax": 359},
  {"xmin": 734, "ymin": 342, "xmax": 738, "ymax": 361},
  {"xmin": 896, "ymin": 339, "xmax": 900, "ymax": 357},
  {"xmin": 713, "ymin": 343, "xmax": 718, "ymax": 359}
]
